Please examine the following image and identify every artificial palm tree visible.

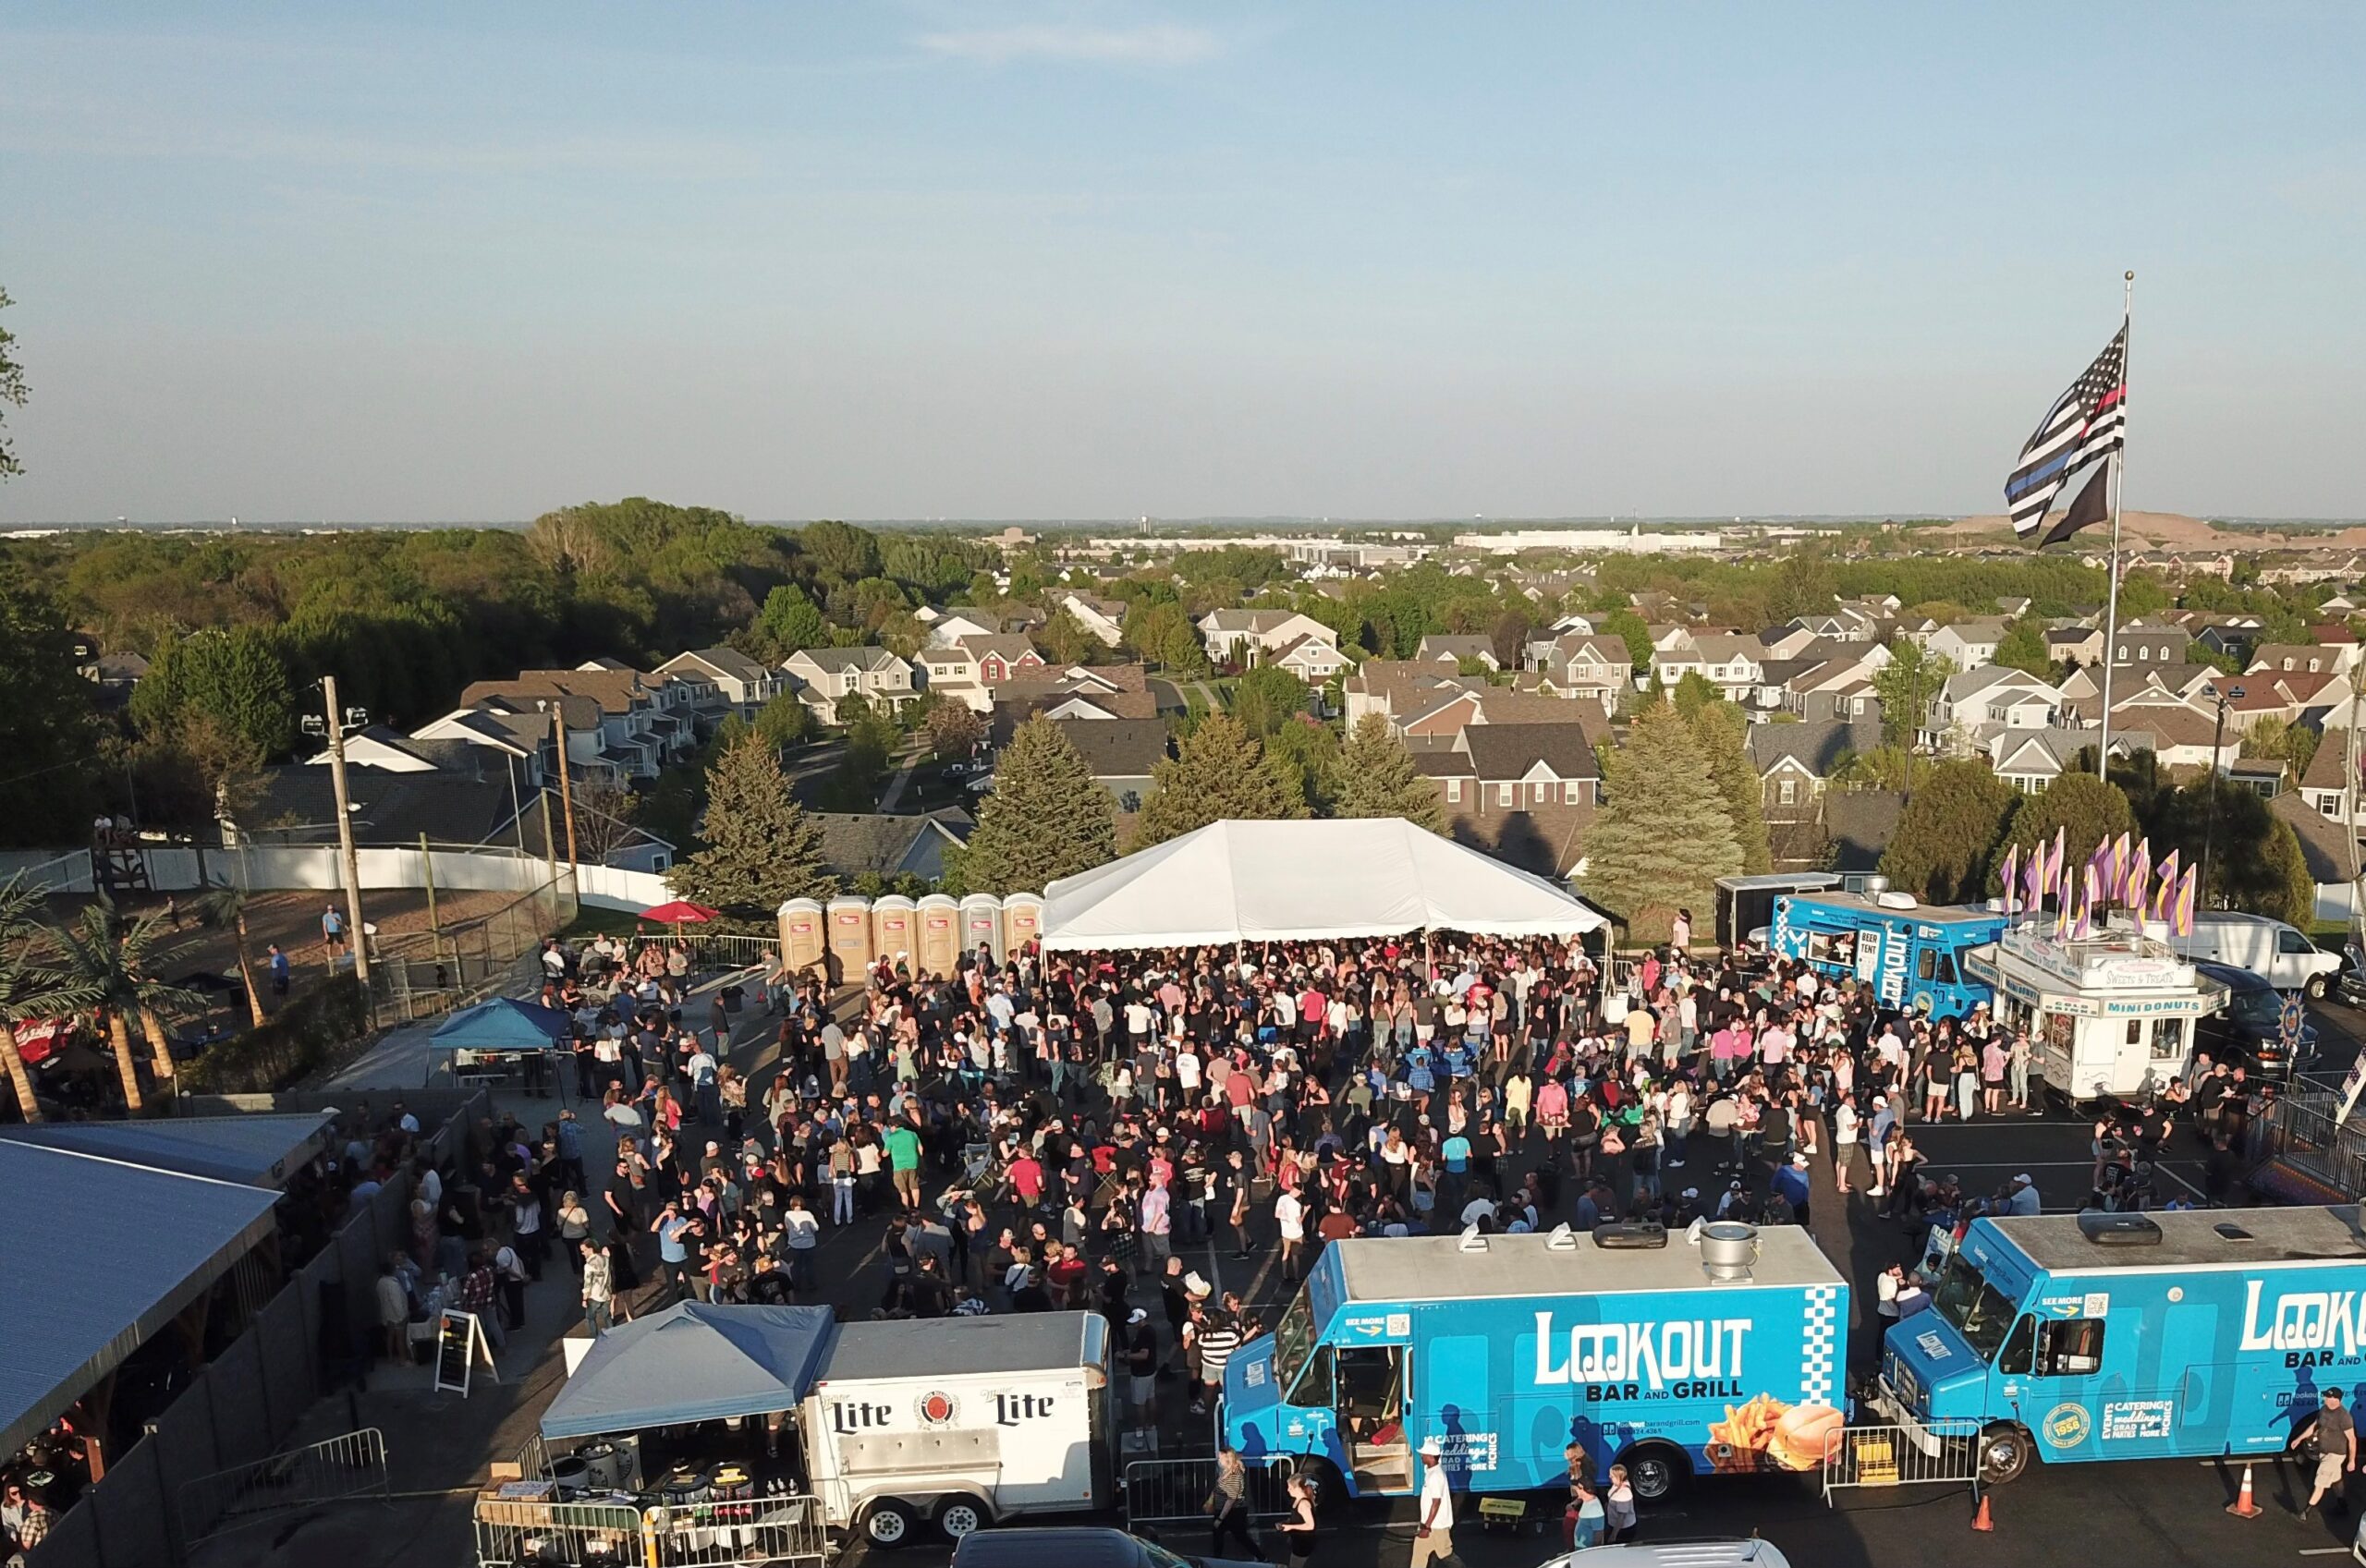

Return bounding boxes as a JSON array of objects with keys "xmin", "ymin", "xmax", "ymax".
[
  {"xmin": 49, "ymin": 899, "xmax": 199, "ymax": 1113},
  {"xmin": 0, "ymin": 875, "xmax": 102, "ymax": 1124},
  {"xmin": 197, "ymin": 885, "xmax": 268, "ymax": 1028}
]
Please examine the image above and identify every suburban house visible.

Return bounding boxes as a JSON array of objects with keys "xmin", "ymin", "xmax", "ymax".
[
  {"xmin": 2250, "ymin": 642, "xmax": 2365, "ymax": 680},
  {"xmin": 783, "ymin": 646, "xmax": 918, "ymax": 724},
  {"xmin": 1398, "ymin": 683, "xmax": 1612, "ymax": 749},
  {"xmin": 1535, "ymin": 634, "xmax": 1632, "ymax": 713},
  {"xmin": 2105, "ymin": 620, "xmax": 2190, "ymax": 667},
  {"xmin": 1269, "ymin": 632, "xmax": 1353, "ymax": 684},
  {"xmin": 2209, "ymin": 669, "xmax": 2354, "ymax": 734},
  {"xmin": 1783, "ymin": 657, "xmax": 1885, "ymax": 723},
  {"xmin": 1745, "ymin": 718, "xmax": 1884, "ymax": 821},
  {"xmin": 2300, "ymin": 739, "xmax": 2355, "ymax": 820},
  {"xmin": 1417, "ymin": 634, "xmax": 1499, "ymax": 671},
  {"xmin": 812, "ymin": 808, "xmax": 971, "ymax": 886},
  {"xmin": 1343, "ymin": 660, "xmax": 1470, "ymax": 732},
  {"xmin": 656, "ymin": 647, "xmax": 787, "ymax": 719},
  {"xmin": 921, "ymin": 610, "xmax": 1006, "ymax": 647},
  {"xmin": 1922, "ymin": 666, "xmax": 2059, "ymax": 753},
  {"xmin": 916, "ymin": 634, "xmax": 1045, "ymax": 712},
  {"xmin": 1057, "ymin": 591, "xmax": 1128, "ymax": 649},
  {"xmin": 2270, "ymin": 790, "xmax": 2362, "ymax": 924},
  {"xmin": 456, "ymin": 667, "xmax": 691, "ymax": 780},
  {"xmin": 1051, "ymin": 716, "xmax": 1172, "ymax": 812},
  {"xmin": 1989, "ymin": 727, "xmax": 2157, "ymax": 794},
  {"xmin": 1417, "ymin": 722, "xmax": 1602, "ymax": 876},
  {"xmin": 409, "ymin": 704, "xmax": 567, "ymax": 784},
  {"xmin": 1923, "ymin": 617, "xmax": 2010, "ymax": 671},
  {"xmin": 1644, "ymin": 628, "xmax": 1703, "ymax": 688},
  {"xmin": 1197, "ymin": 609, "xmax": 1338, "ymax": 666},
  {"xmin": 2043, "ymin": 625, "xmax": 2103, "ymax": 666},
  {"xmin": 1685, "ymin": 635, "xmax": 1768, "ymax": 702},
  {"xmin": 988, "ymin": 665, "xmax": 1164, "ymax": 737},
  {"xmin": 2189, "ymin": 614, "xmax": 2266, "ymax": 663}
]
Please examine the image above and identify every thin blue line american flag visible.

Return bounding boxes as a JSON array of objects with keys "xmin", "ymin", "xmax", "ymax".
[{"xmin": 2006, "ymin": 323, "xmax": 2127, "ymax": 538}]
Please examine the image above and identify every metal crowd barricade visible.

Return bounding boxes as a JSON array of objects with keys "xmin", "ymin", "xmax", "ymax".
[
  {"xmin": 1123, "ymin": 1456, "xmax": 1297, "ymax": 1530},
  {"xmin": 1820, "ymin": 1419, "xmax": 1985, "ymax": 1504},
  {"xmin": 640, "ymin": 1493, "xmax": 828, "ymax": 1568},
  {"xmin": 176, "ymin": 1426, "xmax": 391, "ymax": 1549},
  {"xmin": 473, "ymin": 1499, "xmax": 647, "ymax": 1567}
]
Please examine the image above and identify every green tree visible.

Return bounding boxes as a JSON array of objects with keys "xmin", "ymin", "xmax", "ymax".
[
  {"xmin": 1489, "ymin": 608, "xmax": 1532, "ymax": 671},
  {"xmin": 1878, "ymin": 759, "xmax": 2015, "ymax": 904},
  {"xmin": 1232, "ymin": 663, "xmax": 1312, "ymax": 740},
  {"xmin": 959, "ymin": 716, "xmax": 1118, "ymax": 893},
  {"xmin": 0, "ymin": 571, "xmax": 104, "ymax": 844},
  {"xmin": 1829, "ymin": 745, "xmax": 1914, "ymax": 792},
  {"xmin": 797, "ymin": 520, "xmax": 884, "ymax": 586},
  {"xmin": 1122, "ymin": 600, "xmax": 1208, "ymax": 674},
  {"xmin": 0, "ymin": 286, "xmax": 24, "ymax": 479},
  {"xmin": 1330, "ymin": 713, "xmax": 1445, "ymax": 832},
  {"xmin": 756, "ymin": 583, "xmax": 827, "ymax": 653},
  {"xmin": 1135, "ymin": 712, "xmax": 1306, "ymax": 845},
  {"xmin": 1597, "ymin": 609, "xmax": 1653, "ymax": 675},
  {"xmin": 0, "ymin": 874, "xmax": 103, "ymax": 1123},
  {"xmin": 666, "ymin": 735, "xmax": 835, "ymax": 916},
  {"xmin": 131, "ymin": 626, "xmax": 297, "ymax": 760},
  {"xmin": 1992, "ymin": 616, "xmax": 2055, "ymax": 678},
  {"xmin": 1872, "ymin": 641, "xmax": 1954, "ymax": 756},
  {"xmin": 1579, "ymin": 700, "xmax": 1740, "ymax": 943},
  {"xmin": 923, "ymin": 698, "xmax": 986, "ymax": 760},
  {"xmin": 1669, "ymin": 671, "xmax": 1719, "ymax": 719},
  {"xmin": 2148, "ymin": 779, "xmax": 2318, "ymax": 922},
  {"xmin": 753, "ymin": 691, "xmax": 813, "ymax": 750},
  {"xmin": 823, "ymin": 700, "xmax": 899, "ymax": 811},
  {"xmin": 1037, "ymin": 607, "xmax": 1103, "ymax": 667},
  {"xmin": 49, "ymin": 899, "xmax": 197, "ymax": 1112},
  {"xmin": 2242, "ymin": 714, "xmax": 2320, "ymax": 784},
  {"xmin": 1687, "ymin": 700, "xmax": 1773, "ymax": 874},
  {"xmin": 1267, "ymin": 717, "xmax": 1345, "ymax": 815},
  {"xmin": 1995, "ymin": 772, "xmax": 2138, "ymax": 883}
]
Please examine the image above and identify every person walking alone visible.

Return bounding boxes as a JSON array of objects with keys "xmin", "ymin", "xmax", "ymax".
[{"xmin": 1206, "ymin": 1447, "xmax": 1266, "ymax": 1562}]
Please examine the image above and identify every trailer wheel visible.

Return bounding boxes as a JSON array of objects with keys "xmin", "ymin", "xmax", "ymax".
[
  {"xmin": 860, "ymin": 1499, "xmax": 919, "ymax": 1548},
  {"xmin": 934, "ymin": 1496, "xmax": 990, "ymax": 1540},
  {"xmin": 1620, "ymin": 1442, "xmax": 1690, "ymax": 1502},
  {"xmin": 1977, "ymin": 1424, "xmax": 2033, "ymax": 1485}
]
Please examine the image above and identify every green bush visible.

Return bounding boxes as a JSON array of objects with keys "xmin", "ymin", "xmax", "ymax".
[{"xmin": 178, "ymin": 974, "xmax": 371, "ymax": 1093}]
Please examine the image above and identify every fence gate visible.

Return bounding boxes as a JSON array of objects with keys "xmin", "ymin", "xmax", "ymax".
[
  {"xmin": 1123, "ymin": 1457, "xmax": 1298, "ymax": 1530},
  {"xmin": 176, "ymin": 1426, "xmax": 391, "ymax": 1549},
  {"xmin": 472, "ymin": 1499, "xmax": 646, "ymax": 1568},
  {"xmin": 1820, "ymin": 1419, "xmax": 1984, "ymax": 1504}
]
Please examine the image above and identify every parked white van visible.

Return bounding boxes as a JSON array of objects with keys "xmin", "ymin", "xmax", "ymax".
[{"xmin": 2159, "ymin": 912, "xmax": 2341, "ymax": 999}]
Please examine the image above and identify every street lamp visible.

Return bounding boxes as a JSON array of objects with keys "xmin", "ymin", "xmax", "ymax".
[
  {"xmin": 2200, "ymin": 683, "xmax": 2244, "ymax": 918},
  {"xmin": 300, "ymin": 675, "xmax": 372, "ymax": 986}
]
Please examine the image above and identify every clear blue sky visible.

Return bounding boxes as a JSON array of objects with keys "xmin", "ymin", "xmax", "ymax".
[{"xmin": 2, "ymin": 3, "xmax": 2360, "ymax": 524}]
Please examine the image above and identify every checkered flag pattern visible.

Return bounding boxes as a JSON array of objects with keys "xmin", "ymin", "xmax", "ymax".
[{"xmin": 1798, "ymin": 1285, "xmax": 1842, "ymax": 1406}]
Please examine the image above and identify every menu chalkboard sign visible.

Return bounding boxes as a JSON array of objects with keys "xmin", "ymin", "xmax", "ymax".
[{"xmin": 434, "ymin": 1309, "xmax": 495, "ymax": 1396}]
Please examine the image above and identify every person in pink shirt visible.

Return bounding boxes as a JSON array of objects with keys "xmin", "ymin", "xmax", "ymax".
[{"xmin": 1535, "ymin": 1076, "xmax": 1569, "ymax": 1149}]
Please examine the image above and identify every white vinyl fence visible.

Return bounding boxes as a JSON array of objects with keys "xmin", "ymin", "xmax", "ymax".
[{"xmin": 1, "ymin": 845, "xmax": 672, "ymax": 914}]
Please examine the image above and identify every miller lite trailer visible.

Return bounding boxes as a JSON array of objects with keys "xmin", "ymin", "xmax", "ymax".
[
  {"xmin": 802, "ymin": 1311, "xmax": 1113, "ymax": 1549},
  {"xmin": 1222, "ymin": 1223, "xmax": 1850, "ymax": 1503},
  {"xmin": 1873, "ymin": 1205, "xmax": 2366, "ymax": 1484}
]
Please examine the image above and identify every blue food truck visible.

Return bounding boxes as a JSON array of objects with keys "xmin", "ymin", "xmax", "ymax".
[
  {"xmin": 1222, "ymin": 1225, "xmax": 1851, "ymax": 1503},
  {"xmin": 1872, "ymin": 1205, "xmax": 2366, "ymax": 1483},
  {"xmin": 1771, "ymin": 892, "xmax": 2005, "ymax": 1019}
]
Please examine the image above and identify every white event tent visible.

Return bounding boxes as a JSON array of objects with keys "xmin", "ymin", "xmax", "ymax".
[{"xmin": 1037, "ymin": 818, "xmax": 1607, "ymax": 951}]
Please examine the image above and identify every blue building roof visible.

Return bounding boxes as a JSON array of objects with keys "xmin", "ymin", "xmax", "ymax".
[
  {"xmin": 0, "ymin": 1142, "xmax": 279, "ymax": 1457},
  {"xmin": 0, "ymin": 1112, "xmax": 335, "ymax": 1187}
]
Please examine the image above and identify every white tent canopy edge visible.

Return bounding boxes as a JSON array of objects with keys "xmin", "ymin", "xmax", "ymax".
[{"xmin": 1036, "ymin": 818, "xmax": 1606, "ymax": 951}]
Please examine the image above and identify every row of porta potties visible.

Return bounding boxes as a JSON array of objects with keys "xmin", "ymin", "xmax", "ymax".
[{"xmin": 776, "ymin": 892, "xmax": 1044, "ymax": 984}]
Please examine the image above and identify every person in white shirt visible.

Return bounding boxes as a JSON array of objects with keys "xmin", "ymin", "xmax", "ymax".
[{"xmin": 1411, "ymin": 1434, "xmax": 1456, "ymax": 1568}]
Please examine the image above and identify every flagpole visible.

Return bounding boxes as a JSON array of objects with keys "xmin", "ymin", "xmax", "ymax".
[{"xmin": 2095, "ymin": 270, "xmax": 2133, "ymax": 772}]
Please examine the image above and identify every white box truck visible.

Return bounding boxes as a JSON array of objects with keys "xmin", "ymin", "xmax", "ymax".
[
  {"xmin": 2159, "ymin": 912, "xmax": 2341, "ymax": 999},
  {"xmin": 804, "ymin": 1312, "xmax": 1115, "ymax": 1550}
]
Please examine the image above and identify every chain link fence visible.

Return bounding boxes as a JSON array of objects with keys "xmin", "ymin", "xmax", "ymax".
[{"xmin": 369, "ymin": 871, "xmax": 578, "ymax": 1028}]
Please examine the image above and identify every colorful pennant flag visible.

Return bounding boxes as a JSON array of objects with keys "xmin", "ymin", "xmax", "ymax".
[
  {"xmin": 2173, "ymin": 865, "xmax": 2199, "ymax": 936},
  {"xmin": 2049, "ymin": 827, "xmax": 2067, "ymax": 892},
  {"xmin": 2153, "ymin": 848, "xmax": 2182, "ymax": 922},
  {"xmin": 2023, "ymin": 841, "xmax": 2046, "ymax": 913},
  {"xmin": 2109, "ymin": 832, "xmax": 2132, "ymax": 906},
  {"xmin": 2000, "ymin": 845, "xmax": 2020, "ymax": 916},
  {"xmin": 2126, "ymin": 837, "xmax": 2151, "ymax": 912}
]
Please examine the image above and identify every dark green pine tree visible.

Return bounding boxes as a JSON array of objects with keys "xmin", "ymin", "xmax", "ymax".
[
  {"xmin": 1579, "ymin": 699, "xmax": 1741, "ymax": 943},
  {"xmin": 1687, "ymin": 700, "xmax": 1774, "ymax": 875},
  {"xmin": 666, "ymin": 735, "xmax": 834, "ymax": 917},
  {"xmin": 1134, "ymin": 711, "xmax": 1306, "ymax": 846},
  {"xmin": 959, "ymin": 716, "xmax": 1118, "ymax": 893},
  {"xmin": 1331, "ymin": 713, "xmax": 1446, "ymax": 833}
]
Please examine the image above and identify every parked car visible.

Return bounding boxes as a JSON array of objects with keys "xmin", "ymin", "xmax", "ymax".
[
  {"xmin": 2192, "ymin": 961, "xmax": 2311, "ymax": 1079},
  {"xmin": 952, "ymin": 1528, "xmax": 1260, "ymax": 1568},
  {"xmin": 1537, "ymin": 1541, "xmax": 1792, "ymax": 1568}
]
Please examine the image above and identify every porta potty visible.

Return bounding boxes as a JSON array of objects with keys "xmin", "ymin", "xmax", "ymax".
[
  {"xmin": 916, "ymin": 894, "xmax": 961, "ymax": 978},
  {"xmin": 825, "ymin": 896, "xmax": 874, "ymax": 984},
  {"xmin": 871, "ymin": 895, "xmax": 916, "ymax": 976},
  {"xmin": 960, "ymin": 893, "xmax": 1006, "ymax": 966},
  {"xmin": 779, "ymin": 899, "xmax": 826, "ymax": 980},
  {"xmin": 1002, "ymin": 893, "xmax": 1044, "ymax": 961}
]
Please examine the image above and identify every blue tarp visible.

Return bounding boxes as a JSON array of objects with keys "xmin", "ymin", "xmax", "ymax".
[
  {"xmin": 542, "ymin": 1303, "xmax": 836, "ymax": 1440},
  {"xmin": 428, "ymin": 997, "xmax": 572, "ymax": 1054}
]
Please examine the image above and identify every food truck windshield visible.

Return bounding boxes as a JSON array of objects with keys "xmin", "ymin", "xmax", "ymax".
[
  {"xmin": 1270, "ymin": 1292, "xmax": 1318, "ymax": 1392},
  {"xmin": 1930, "ymin": 1253, "xmax": 2017, "ymax": 1362}
]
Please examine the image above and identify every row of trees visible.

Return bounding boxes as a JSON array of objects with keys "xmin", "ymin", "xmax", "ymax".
[{"xmin": 1878, "ymin": 755, "xmax": 2316, "ymax": 924}]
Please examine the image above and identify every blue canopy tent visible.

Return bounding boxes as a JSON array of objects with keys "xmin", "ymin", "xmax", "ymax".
[
  {"xmin": 542, "ymin": 1303, "xmax": 836, "ymax": 1440},
  {"xmin": 427, "ymin": 997, "xmax": 573, "ymax": 1092}
]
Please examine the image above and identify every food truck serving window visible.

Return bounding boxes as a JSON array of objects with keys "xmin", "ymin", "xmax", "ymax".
[
  {"xmin": 2149, "ymin": 1017, "xmax": 2186, "ymax": 1061},
  {"xmin": 1932, "ymin": 1254, "xmax": 2018, "ymax": 1363}
]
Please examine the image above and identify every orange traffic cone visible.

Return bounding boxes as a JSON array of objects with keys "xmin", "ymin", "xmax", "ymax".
[
  {"xmin": 1970, "ymin": 1492, "xmax": 1994, "ymax": 1532},
  {"xmin": 2226, "ymin": 1461, "xmax": 2263, "ymax": 1519}
]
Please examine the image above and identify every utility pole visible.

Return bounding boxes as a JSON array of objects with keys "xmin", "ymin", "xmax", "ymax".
[
  {"xmin": 322, "ymin": 675, "xmax": 371, "ymax": 985},
  {"xmin": 553, "ymin": 706, "xmax": 580, "ymax": 870}
]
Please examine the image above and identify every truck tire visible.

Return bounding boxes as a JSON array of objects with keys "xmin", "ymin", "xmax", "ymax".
[
  {"xmin": 2307, "ymin": 973, "xmax": 2329, "ymax": 1002},
  {"xmin": 1619, "ymin": 1441, "xmax": 1691, "ymax": 1502},
  {"xmin": 1977, "ymin": 1424, "xmax": 2033, "ymax": 1485},
  {"xmin": 933, "ymin": 1496, "xmax": 991, "ymax": 1540},
  {"xmin": 860, "ymin": 1499, "xmax": 919, "ymax": 1549},
  {"xmin": 1297, "ymin": 1457, "xmax": 1349, "ymax": 1520}
]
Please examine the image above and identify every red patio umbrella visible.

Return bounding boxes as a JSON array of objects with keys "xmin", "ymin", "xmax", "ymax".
[{"xmin": 640, "ymin": 900, "xmax": 719, "ymax": 926}]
